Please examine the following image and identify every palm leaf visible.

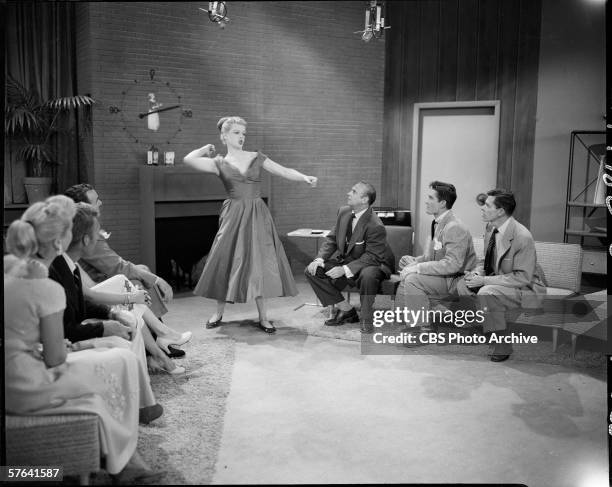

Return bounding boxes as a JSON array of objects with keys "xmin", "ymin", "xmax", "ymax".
[{"xmin": 46, "ymin": 95, "xmax": 96, "ymax": 110}]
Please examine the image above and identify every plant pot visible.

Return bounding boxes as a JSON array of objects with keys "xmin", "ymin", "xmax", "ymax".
[{"xmin": 23, "ymin": 177, "xmax": 53, "ymax": 203}]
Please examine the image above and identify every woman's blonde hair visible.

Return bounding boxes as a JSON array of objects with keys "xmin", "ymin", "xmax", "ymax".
[{"xmin": 5, "ymin": 195, "xmax": 76, "ymax": 277}]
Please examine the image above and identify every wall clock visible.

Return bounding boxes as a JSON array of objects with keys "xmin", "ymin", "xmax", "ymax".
[{"xmin": 108, "ymin": 68, "xmax": 193, "ymax": 146}]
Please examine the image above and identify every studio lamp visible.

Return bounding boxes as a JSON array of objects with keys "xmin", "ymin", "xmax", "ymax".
[
  {"xmin": 355, "ymin": 0, "xmax": 390, "ymax": 42},
  {"xmin": 199, "ymin": 2, "xmax": 230, "ymax": 28}
]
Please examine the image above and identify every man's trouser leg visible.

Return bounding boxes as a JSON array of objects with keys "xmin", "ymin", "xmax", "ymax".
[
  {"xmin": 355, "ymin": 266, "xmax": 386, "ymax": 325},
  {"xmin": 396, "ymin": 274, "xmax": 451, "ymax": 328},
  {"xmin": 477, "ymin": 284, "xmax": 522, "ymax": 356},
  {"xmin": 304, "ymin": 260, "xmax": 349, "ymax": 307}
]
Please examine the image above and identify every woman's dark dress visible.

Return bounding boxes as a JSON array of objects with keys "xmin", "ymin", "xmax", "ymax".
[{"xmin": 193, "ymin": 151, "xmax": 298, "ymax": 303}]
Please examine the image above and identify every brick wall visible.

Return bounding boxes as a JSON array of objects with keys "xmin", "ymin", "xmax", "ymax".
[{"xmin": 76, "ymin": 1, "xmax": 385, "ymax": 272}]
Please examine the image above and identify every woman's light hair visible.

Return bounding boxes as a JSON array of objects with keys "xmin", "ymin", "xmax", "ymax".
[
  {"xmin": 217, "ymin": 116, "xmax": 247, "ymax": 133},
  {"xmin": 5, "ymin": 195, "xmax": 76, "ymax": 277}
]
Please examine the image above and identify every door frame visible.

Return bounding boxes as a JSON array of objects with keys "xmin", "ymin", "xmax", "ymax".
[{"xmin": 410, "ymin": 100, "xmax": 501, "ymax": 244}]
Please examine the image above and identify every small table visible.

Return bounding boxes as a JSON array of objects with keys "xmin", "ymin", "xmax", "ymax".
[{"xmin": 287, "ymin": 228, "xmax": 330, "ymax": 311}]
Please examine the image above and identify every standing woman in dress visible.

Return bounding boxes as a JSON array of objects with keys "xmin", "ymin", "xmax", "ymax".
[{"xmin": 184, "ymin": 116, "xmax": 318, "ymax": 333}]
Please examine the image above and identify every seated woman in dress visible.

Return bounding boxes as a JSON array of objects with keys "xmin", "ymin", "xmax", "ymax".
[
  {"xmin": 4, "ymin": 195, "xmax": 159, "ymax": 480},
  {"xmin": 184, "ymin": 116, "xmax": 318, "ymax": 333},
  {"xmin": 50, "ymin": 202, "xmax": 185, "ymax": 375}
]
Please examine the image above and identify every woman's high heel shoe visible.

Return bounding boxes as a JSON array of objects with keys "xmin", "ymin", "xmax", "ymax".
[
  {"xmin": 256, "ymin": 320, "xmax": 276, "ymax": 334},
  {"xmin": 205, "ymin": 315, "xmax": 223, "ymax": 329},
  {"xmin": 156, "ymin": 332, "xmax": 192, "ymax": 354},
  {"xmin": 165, "ymin": 363, "xmax": 185, "ymax": 375}
]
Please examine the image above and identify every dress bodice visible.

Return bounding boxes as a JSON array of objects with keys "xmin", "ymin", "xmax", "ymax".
[
  {"xmin": 4, "ymin": 274, "xmax": 66, "ymax": 352},
  {"xmin": 216, "ymin": 151, "xmax": 266, "ymax": 199}
]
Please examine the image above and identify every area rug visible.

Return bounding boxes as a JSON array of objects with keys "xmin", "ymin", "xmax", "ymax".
[
  {"xmin": 276, "ymin": 296, "xmax": 607, "ymax": 373},
  {"xmin": 88, "ymin": 335, "xmax": 235, "ymax": 485}
]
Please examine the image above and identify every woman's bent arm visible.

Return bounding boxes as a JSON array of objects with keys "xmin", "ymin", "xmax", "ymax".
[{"xmin": 183, "ymin": 144, "xmax": 220, "ymax": 175}]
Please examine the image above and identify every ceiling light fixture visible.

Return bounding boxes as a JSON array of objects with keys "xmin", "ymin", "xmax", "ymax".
[{"xmin": 354, "ymin": 1, "xmax": 389, "ymax": 42}]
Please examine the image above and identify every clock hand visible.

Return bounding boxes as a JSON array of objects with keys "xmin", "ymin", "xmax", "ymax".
[{"xmin": 138, "ymin": 105, "xmax": 181, "ymax": 119}]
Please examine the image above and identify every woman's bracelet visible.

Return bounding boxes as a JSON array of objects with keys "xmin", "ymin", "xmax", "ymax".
[{"xmin": 123, "ymin": 292, "xmax": 133, "ymax": 306}]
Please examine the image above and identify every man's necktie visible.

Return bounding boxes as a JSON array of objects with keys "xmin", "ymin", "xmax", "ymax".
[
  {"xmin": 346, "ymin": 211, "xmax": 356, "ymax": 242},
  {"xmin": 484, "ymin": 228, "xmax": 499, "ymax": 276},
  {"xmin": 73, "ymin": 265, "xmax": 85, "ymax": 318},
  {"xmin": 430, "ymin": 219, "xmax": 437, "ymax": 239},
  {"xmin": 73, "ymin": 266, "xmax": 82, "ymax": 288}
]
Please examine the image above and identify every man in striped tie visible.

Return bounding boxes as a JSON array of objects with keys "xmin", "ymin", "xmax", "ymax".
[{"xmin": 459, "ymin": 189, "xmax": 546, "ymax": 362}]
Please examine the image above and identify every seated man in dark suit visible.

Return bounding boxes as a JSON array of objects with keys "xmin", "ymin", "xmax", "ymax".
[
  {"xmin": 305, "ymin": 181, "xmax": 395, "ymax": 333},
  {"xmin": 457, "ymin": 189, "xmax": 546, "ymax": 362},
  {"xmin": 49, "ymin": 203, "xmax": 166, "ymax": 419}
]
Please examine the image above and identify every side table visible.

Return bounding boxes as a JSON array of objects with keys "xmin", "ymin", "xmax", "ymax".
[{"xmin": 287, "ymin": 228, "xmax": 330, "ymax": 311}]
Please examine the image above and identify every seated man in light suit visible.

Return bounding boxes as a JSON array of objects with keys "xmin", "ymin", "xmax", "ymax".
[
  {"xmin": 397, "ymin": 181, "xmax": 477, "ymax": 332},
  {"xmin": 457, "ymin": 189, "xmax": 546, "ymax": 362},
  {"xmin": 305, "ymin": 181, "xmax": 395, "ymax": 334},
  {"xmin": 64, "ymin": 184, "xmax": 189, "ymax": 358}
]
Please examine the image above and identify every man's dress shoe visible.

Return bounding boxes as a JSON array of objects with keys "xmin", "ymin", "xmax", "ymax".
[
  {"xmin": 325, "ymin": 307, "xmax": 359, "ymax": 326},
  {"xmin": 139, "ymin": 403, "xmax": 163, "ymax": 424},
  {"xmin": 490, "ymin": 343, "xmax": 512, "ymax": 362},
  {"xmin": 490, "ymin": 354, "xmax": 511, "ymax": 362}
]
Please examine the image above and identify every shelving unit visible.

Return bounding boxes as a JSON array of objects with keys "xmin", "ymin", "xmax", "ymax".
[{"xmin": 563, "ymin": 130, "xmax": 606, "ymax": 275}]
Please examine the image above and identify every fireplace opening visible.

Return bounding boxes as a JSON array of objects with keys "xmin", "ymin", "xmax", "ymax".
[{"xmin": 155, "ymin": 215, "xmax": 219, "ymax": 291}]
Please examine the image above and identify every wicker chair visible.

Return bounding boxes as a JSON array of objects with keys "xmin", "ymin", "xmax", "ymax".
[{"xmin": 5, "ymin": 413, "xmax": 100, "ymax": 485}]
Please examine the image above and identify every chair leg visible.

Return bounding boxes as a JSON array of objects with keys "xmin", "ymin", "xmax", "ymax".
[
  {"xmin": 571, "ymin": 334, "xmax": 577, "ymax": 360},
  {"xmin": 552, "ymin": 328, "xmax": 558, "ymax": 352}
]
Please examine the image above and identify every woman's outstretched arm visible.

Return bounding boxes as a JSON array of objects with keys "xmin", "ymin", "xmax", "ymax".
[
  {"xmin": 183, "ymin": 144, "xmax": 221, "ymax": 175},
  {"xmin": 262, "ymin": 158, "xmax": 317, "ymax": 186}
]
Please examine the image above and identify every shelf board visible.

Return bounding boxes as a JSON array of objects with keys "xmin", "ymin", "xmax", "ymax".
[
  {"xmin": 4, "ymin": 204, "xmax": 29, "ymax": 209},
  {"xmin": 565, "ymin": 229, "xmax": 607, "ymax": 237},
  {"xmin": 566, "ymin": 201, "xmax": 606, "ymax": 207}
]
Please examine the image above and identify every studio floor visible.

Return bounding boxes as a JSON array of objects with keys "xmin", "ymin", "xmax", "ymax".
[{"xmin": 161, "ymin": 274, "xmax": 608, "ymax": 486}]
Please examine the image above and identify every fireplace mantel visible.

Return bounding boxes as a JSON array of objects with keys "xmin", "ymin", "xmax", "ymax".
[{"xmin": 139, "ymin": 165, "xmax": 270, "ymax": 272}]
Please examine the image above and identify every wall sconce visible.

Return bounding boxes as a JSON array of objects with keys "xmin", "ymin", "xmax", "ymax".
[
  {"xmin": 355, "ymin": 1, "xmax": 389, "ymax": 42},
  {"xmin": 199, "ymin": 2, "xmax": 230, "ymax": 28}
]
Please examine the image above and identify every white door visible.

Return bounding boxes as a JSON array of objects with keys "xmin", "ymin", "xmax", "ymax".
[{"xmin": 411, "ymin": 102, "xmax": 500, "ymax": 255}]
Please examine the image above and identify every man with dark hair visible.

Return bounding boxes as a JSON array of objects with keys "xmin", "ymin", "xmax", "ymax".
[
  {"xmin": 458, "ymin": 189, "xmax": 546, "ymax": 362},
  {"xmin": 396, "ymin": 180, "xmax": 477, "ymax": 333},
  {"xmin": 305, "ymin": 181, "xmax": 395, "ymax": 333}
]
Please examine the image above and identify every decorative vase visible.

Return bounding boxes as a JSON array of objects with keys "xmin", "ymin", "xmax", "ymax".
[{"xmin": 23, "ymin": 177, "xmax": 53, "ymax": 203}]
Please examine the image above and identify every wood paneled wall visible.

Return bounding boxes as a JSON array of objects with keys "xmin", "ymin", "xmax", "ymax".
[{"xmin": 381, "ymin": 0, "xmax": 542, "ymax": 225}]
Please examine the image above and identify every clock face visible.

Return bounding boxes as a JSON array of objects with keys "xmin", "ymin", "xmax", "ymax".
[{"xmin": 110, "ymin": 69, "xmax": 192, "ymax": 146}]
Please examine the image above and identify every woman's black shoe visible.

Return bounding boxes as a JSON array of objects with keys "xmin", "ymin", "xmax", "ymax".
[
  {"xmin": 206, "ymin": 316, "xmax": 223, "ymax": 329},
  {"xmin": 164, "ymin": 345, "xmax": 185, "ymax": 358},
  {"xmin": 256, "ymin": 321, "xmax": 276, "ymax": 334}
]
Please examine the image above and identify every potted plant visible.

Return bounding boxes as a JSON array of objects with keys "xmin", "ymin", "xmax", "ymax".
[{"xmin": 5, "ymin": 74, "xmax": 95, "ymax": 202}]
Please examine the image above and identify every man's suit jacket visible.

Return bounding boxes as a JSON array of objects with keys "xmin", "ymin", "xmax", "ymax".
[
  {"xmin": 317, "ymin": 206, "xmax": 395, "ymax": 278},
  {"xmin": 474, "ymin": 217, "xmax": 546, "ymax": 306},
  {"xmin": 48, "ymin": 254, "xmax": 110, "ymax": 342},
  {"xmin": 414, "ymin": 210, "xmax": 477, "ymax": 276},
  {"xmin": 79, "ymin": 230, "xmax": 168, "ymax": 317},
  {"xmin": 80, "ymin": 230, "xmax": 156, "ymax": 286}
]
